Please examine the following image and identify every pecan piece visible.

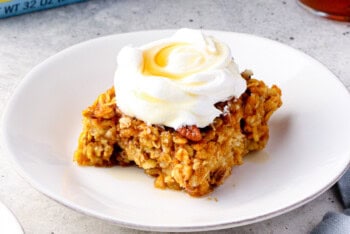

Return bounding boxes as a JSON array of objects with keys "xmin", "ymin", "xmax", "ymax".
[{"xmin": 177, "ymin": 125, "xmax": 202, "ymax": 142}]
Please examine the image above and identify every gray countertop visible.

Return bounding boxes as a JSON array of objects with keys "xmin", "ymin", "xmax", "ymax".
[{"xmin": 0, "ymin": 0, "xmax": 349, "ymax": 233}]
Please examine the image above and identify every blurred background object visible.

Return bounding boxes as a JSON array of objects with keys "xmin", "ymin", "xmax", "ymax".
[
  {"xmin": 0, "ymin": 201, "xmax": 23, "ymax": 234},
  {"xmin": 298, "ymin": 0, "xmax": 350, "ymax": 21},
  {"xmin": 0, "ymin": 0, "xmax": 86, "ymax": 19}
]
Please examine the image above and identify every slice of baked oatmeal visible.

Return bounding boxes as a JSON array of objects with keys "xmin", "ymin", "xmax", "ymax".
[{"xmin": 74, "ymin": 71, "xmax": 282, "ymax": 197}]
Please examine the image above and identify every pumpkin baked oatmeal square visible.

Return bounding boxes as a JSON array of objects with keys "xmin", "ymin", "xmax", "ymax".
[
  {"xmin": 74, "ymin": 71, "xmax": 282, "ymax": 197},
  {"xmin": 74, "ymin": 29, "xmax": 282, "ymax": 196}
]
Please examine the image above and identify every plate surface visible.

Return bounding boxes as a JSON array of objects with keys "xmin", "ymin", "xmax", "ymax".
[{"xmin": 2, "ymin": 30, "xmax": 350, "ymax": 232}]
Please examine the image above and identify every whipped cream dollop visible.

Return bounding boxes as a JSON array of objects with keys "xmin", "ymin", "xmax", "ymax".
[{"xmin": 114, "ymin": 28, "xmax": 247, "ymax": 129}]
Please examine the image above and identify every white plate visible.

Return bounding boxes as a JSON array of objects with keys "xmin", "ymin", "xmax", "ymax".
[
  {"xmin": 0, "ymin": 201, "xmax": 23, "ymax": 234},
  {"xmin": 2, "ymin": 30, "xmax": 350, "ymax": 232}
]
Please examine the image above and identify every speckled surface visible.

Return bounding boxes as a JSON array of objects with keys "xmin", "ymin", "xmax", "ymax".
[{"xmin": 0, "ymin": 0, "xmax": 349, "ymax": 233}]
